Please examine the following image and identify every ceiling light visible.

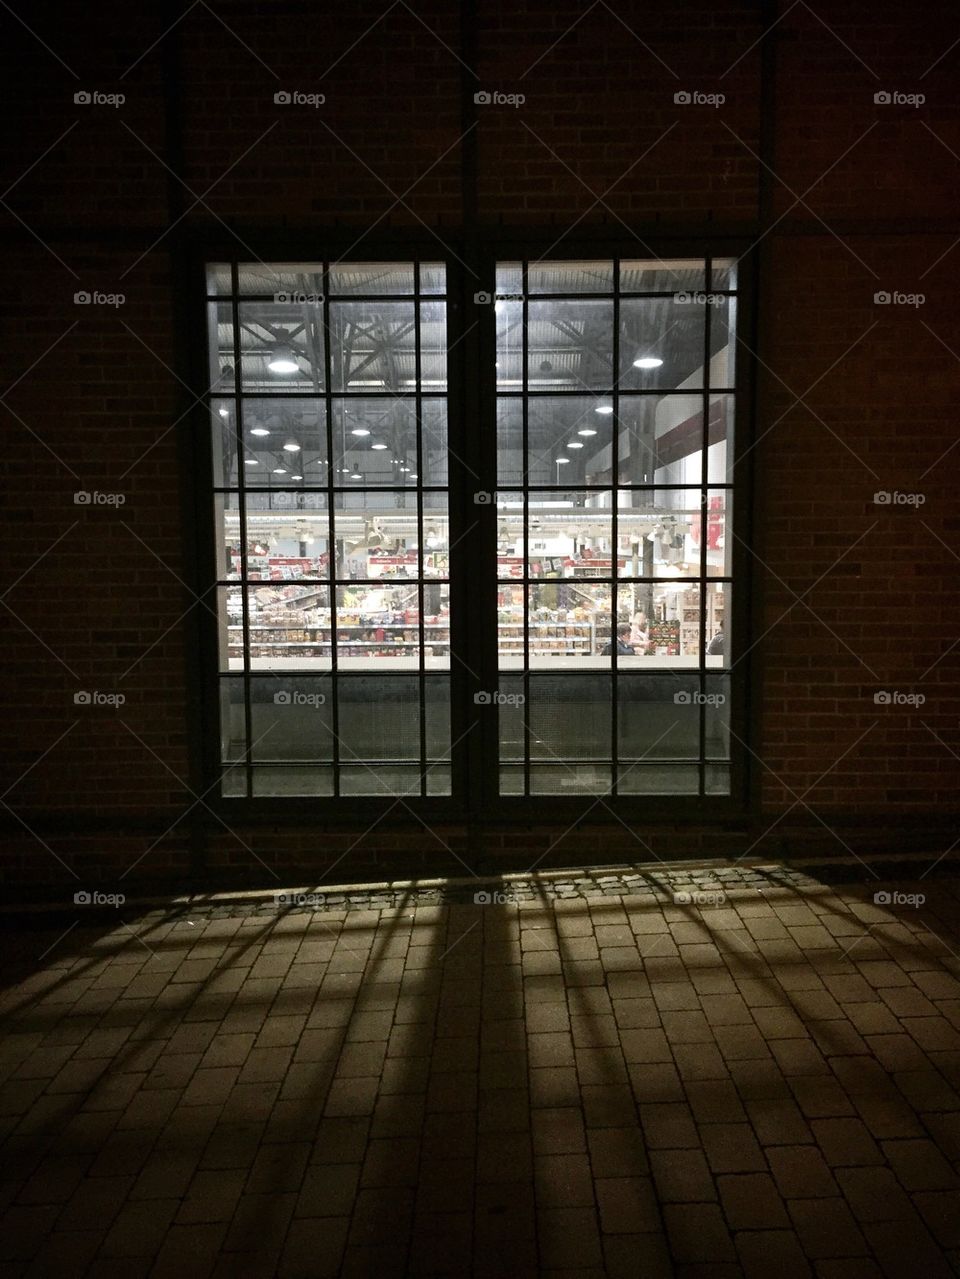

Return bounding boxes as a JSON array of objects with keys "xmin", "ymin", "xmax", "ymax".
[
  {"xmin": 595, "ymin": 405, "xmax": 614, "ymax": 415},
  {"xmin": 350, "ymin": 471, "xmax": 362, "ymax": 480},
  {"xmin": 218, "ymin": 407, "xmax": 229, "ymax": 418},
  {"xmin": 556, "ymin": 457, "xmax": 570, "ymax": 465},
  {"xmin": 371, "ymin": 442, "xmax": 388, "ymax": 450},
  {"xmin": 267, "ymin": 344, "xmax": 299, "ymax": 374},
  {"xmin": 290, "ymin": 474, "xmax": 303, "ymax": 480},
  {"xmin": 351, "ymin": 428, "xmax": 370, "ymax": 437},
  {"xmin": 568, "ymin": 441, "xmax": 584, "ymax": 449},
  {"xmin": 283, "ymin": 438, "xmax": 301, "ymax": 453},
  {"xmin": 250, "ymin": 427, "xmax": 270, "ymax": 437},
  {"xmin": 272, "ymin": 467, "xmax": 287, "ymax": 475},
  {"xmin": 243, "ymin": 458, "xmax": 258, "ymax": 466},
  {"xmin": 577, "ymin": 428, "xmax": 597, "ymax": 437},
  {"xmin": 633, "ymin": 356, "xmax": 663, "ymax": 369}
]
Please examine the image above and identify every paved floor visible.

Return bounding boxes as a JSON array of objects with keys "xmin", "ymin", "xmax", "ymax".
[{"xmin": 2, "ymin": 865, "xmax": 960, "ymax": 1276}]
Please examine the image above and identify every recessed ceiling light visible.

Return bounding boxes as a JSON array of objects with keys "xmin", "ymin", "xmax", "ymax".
[
  {"xmin": 250, "ymin": 427, "xmax": 270, "ymax": 437},
  {"xmin": 267, "ymin": 344, "xmax": 299, "ymax": 374},
  {"xmin": 633, "ymin": 356, "xmax": 663, "ymax": 369},
  {"xmin": 577, "ymin": 428, "xmax": 597, "ymax": 437},
  {"xmin": 595, "ymin": 405, "xmax": 614, "ymax": 415}
]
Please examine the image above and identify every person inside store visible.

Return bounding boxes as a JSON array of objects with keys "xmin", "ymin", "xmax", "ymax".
[
  {"xmin": 602, "ymin": 624, "xmax": 636, "ymax": 656},
  {"xmin": 706, "ymin": 621, "xmax": 724, "ymax": 655},
  {"xmin": 630, "ymin": 612, "xmax": 649, "ymax": 650}
]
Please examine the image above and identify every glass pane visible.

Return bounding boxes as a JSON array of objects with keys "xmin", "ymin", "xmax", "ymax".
[
  {"xmin": 237, "ymin": 301, "xmax": 325, "ymax": 391},
  {"xmin": 705, "ymin": 583, "xmax": 728, "ymax": 666},
  {"xmin": 331, "ymin": 399, "xmax": 417, "ymax": 486},
  {"xmin": 710, "ymin": 258, "xmax": 737, "ymax": 291},
  {"xmin": 527, "ymin": 300, "xmax": 613, "ymax": 391},
  {"xmin": 496, "ymin": 300, "xmax": 522, "ymax": 389},
  {"xmin": 496, "ymin": 675, "xmax": 526, "ymax": 761},
  {"xmin": 247, "ymin": 585, "xmax": 332, "ymax": 670},
  {"xmin": 527, "ymin": 261, "xmax": 613, "ymax": 293},
  {"xmin": 705, "ymin": 675, "xmax": 730, "ymax": 760},
  {"xmin": 618, "ymin": 674, "xmax": 700, "ymax": 760},
  {"xmin": 616, "ymin": 489, "xmax": 716, "ymax": 579},
  {"xmin": 252, "ymin": 767, "xmax": 334, "ymax": 797},
  {"xmin": 329, "ymin": 301, "xmax": 416, "ymax": 392},
  {"xmin": 618, "ymin": 765, "xmax": 699, "ymax": 794},
  {"xmin": 618, "ymin": 393, "xmax": 703, "ymax": 484},
  {"xmin": 214, "ymin": 493, "xmax": 242, "ymax": 580},
  {"xmin": 496, "ymin": 263, "xmax": 523, "ymax": 295},
  {"xmin": 708, "ymin": 294, "xmax": 736, "ymax": 388},
  {"xmin": 426, "ymin": 767, "xmax": 451, "ymax": 796},
  {"xmin": 218, "ymin": 585, "xmax": 244, "ymax": 672},
  {"xmin": 494, "ymin": 491, "xmax": 615, "ymax": 580},
  {"xmin": 208, "ymin": 301, "xmax": 234, "ymax": 389},
  {"xmin": 527, "ymin": 583, "xmax": 612, "ymax": 670},
  {"xmin": 219, "ymin": 678, "xmax": 245, "ymax": 761},
  {"xmin": 339, "ymin": 767, "xmax": 422, "ymax": 797},
  {"xmin": 328, "ymin": 262, "xmax": 414, "ymax": 295},
  {"xmin": 420, "ymin": 263, "xmax": 446, "ymax": 295},
  {"xmin": 240, "ymin": 399, "xmax": 327, "ymax": 486},
  {"xmin": 497, "ymin": 397, "xmax": 616, "ymax": 488},
  {"xmin": 237, "ymin": 263, "xmax": 324, "ymax": 296},
  {"xmin": 333, "ymin": 491, "xmax": 420, "ymax": 578},
  {"xmin": 337, "ymin": 677, "xmax": 420, "ymax": 761},
  {"xmin": 619, "ymin": 298, "xmax": 707, "ymax": 391},
  {"xmin": 527, "ymin": 675, "xmax": 611, "ymax": 761},
  {"xmin": 708, "ymin": 395, "xmax": 734, "ymax": 484},
  {"xmin": 249, "ymin": 676, "xmax": 334, "ymax": 761},
  {"xmin": 334, "ymin": 585, "xmax": 420, "ymax": 664},
  {"xmin": 530, "ymin": 765, "xmax": 612, "ymax": 795},
  {"xmin": 206, "ymin": 263, "xmax": 232, "ymax": 296},
  {"xmin": 705, "ymin": 763, "xmax": 730, "ymax": 794},
  {"xmin": 420, "ymin": 301, "xmax": 447, "ymax": 389},
  {"xmin": 620, "ymin": 259, "xmax": 706, "ymax": 294},
  {"xmin": 242, "ymin": 494, "xmax": 329, "ymax": 581},
  {"xmin": 425, "ymin": 677, "xmax": 450, "ymax": 759}
]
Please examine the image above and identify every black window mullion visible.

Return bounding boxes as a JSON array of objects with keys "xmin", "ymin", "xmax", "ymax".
[
  {"xmin": 611, "ymin": 258, "xmax": 621, "ymax": 796},
  {"xmin": 230, "ymin": 265, "xmax": 254, "ymax": 799},
  {"xmin": 415, "ymin": 259, "xmax": 427, "ymax": 796},
  {"xmin": 521, "ymin": 262, "xmax": 531, "ymax": 797},
  {"xmin": 321, "ymin": 264, "xmax": 340, "ymax": 796}
]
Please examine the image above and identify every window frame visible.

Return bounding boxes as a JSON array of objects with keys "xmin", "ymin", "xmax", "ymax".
[{"xmin": 182, "ymin": 231, "xmax": 758, "ymax": 829}]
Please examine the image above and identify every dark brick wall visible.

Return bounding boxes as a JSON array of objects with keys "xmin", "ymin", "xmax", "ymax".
[{"xmin": 1, "ymin": 0, "xmax": 958, "ymax": 887}]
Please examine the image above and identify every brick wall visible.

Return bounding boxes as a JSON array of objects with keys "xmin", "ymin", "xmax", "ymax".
[{"xmin": 1, "ymin": 0, "xmax": 958, "ymax": 888}]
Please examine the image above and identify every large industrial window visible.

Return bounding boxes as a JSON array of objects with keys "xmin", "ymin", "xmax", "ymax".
[
  {"xmin": 207, "ymin": 261, "xmax": 451, "ymax": 797},
  {"xmin": 494, "ymin": 258, "xmax": 735, "ymax": 797},
  {"xmin": 203, "ymin": 252, "xmax": 740, "ymax": 806}
]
